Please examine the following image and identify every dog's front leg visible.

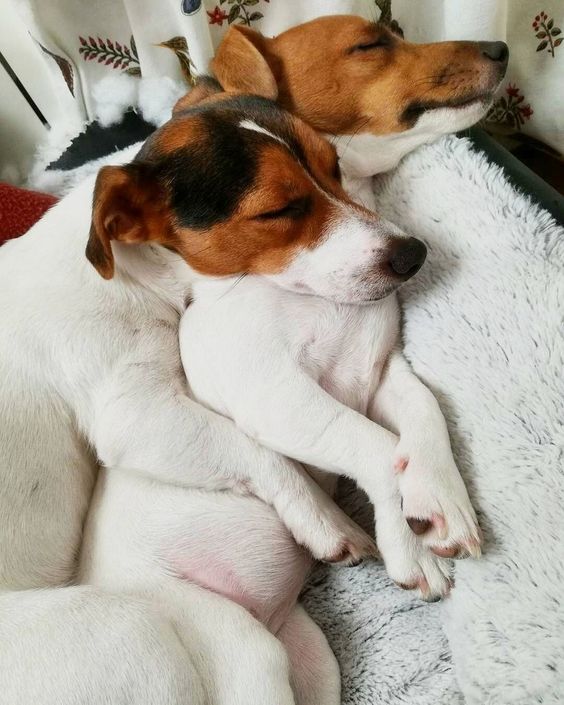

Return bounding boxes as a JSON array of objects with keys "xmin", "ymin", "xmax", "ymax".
[
  {"xmin": 90, "ymin": 351, "xmax": 374, "ymax": 564},
  {"xmin": 372, "ymin": 351, "xmax": 481, "ymax": 557}
]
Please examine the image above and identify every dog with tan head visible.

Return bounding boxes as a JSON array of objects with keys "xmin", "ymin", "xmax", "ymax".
[{"xmin": 213, "ymin": 15, "xmax": 507, "ymax": 183}]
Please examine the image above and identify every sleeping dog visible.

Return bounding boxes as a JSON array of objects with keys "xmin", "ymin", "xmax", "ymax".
[
  {"xmin": 80, "ymin": 84, "xmax": 480, "ymax": 705},
  {"xmin": 0, "ymin": 16, "xmax": 506, "ymax": 705},
  {"xmin": 213, "ymin": 15, "xmax": 508, "ymax": 207}
]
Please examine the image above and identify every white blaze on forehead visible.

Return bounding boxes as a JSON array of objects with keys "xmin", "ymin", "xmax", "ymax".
[{"xmin": 238, "ymin": 119, "xmax": 289, "ymax": 148}]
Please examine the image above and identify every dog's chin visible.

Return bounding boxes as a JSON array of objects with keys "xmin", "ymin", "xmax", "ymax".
[
  {"xmin": 417, "ymin": 94, "xmax": 493, "ymax": 135},
  {"xmin": 283, "ymin": 280, "xmax": 403, "ymax": 306}
]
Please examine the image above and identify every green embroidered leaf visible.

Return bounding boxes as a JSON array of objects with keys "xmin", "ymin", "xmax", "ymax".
[
  {"xmin": 125, "ymin": 66, "xmax": 142, "ymax": 76},
  {"xmin": 554, "ymin": 37, "xmax": 563, "ymax": 46},
  {"xmin": 551, "ymin": 27, "xmax": 561, "ymax": 36},
  {"xmin": 499, "ymin": 96, "xmax": 507, "ymax": 109},
  {"xmin": 246, "ymin": 0, "xmax": 260, "ymax": 5},
  {"xmin": 130, "ymin": 35, "xmax": 138, "ymax": 59},
  {"xmin": 536, "ymin": 31, "xmax": 547, "ymax": 38},
  {"xmin": 249, "ymin": 11, "xmax": 263, "ymax": 21},
  {"xmin": 547, "ymin": 18, "xmax": 554, "ymax": 30},
  {"xmin": 536, "ymin": 40, "xmax": 548, "ymax": 51},
  {"xmin": 228, "ymin": 5, "xmax": 241, "ymax": 22}
]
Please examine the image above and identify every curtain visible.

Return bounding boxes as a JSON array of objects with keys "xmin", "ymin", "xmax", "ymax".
[{"xmin": 11, "ymin": 0, "xmax": 564, "ymax": 154}]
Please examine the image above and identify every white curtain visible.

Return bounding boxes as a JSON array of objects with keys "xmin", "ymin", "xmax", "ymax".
[{"xmin": 9, "ymin": 0, "xmax": 564, "ymax": 153}]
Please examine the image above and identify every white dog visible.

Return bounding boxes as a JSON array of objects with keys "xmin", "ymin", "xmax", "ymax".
[
  {"xmin": 77, "ymin": 85, "xmax": 481, "ymax": 705},
  {"xmin": 0, "ymin": 99, "xmax": 377, "ymax": 705}
]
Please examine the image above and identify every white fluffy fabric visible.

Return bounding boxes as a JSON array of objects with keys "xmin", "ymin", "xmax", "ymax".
[
  {"xmin": 304, "ymin": 135, "xmax": 563, "ymax": 704},
  {"xmin": 28, "ymin": 76, "xmax": 182, "ymax": 194}
]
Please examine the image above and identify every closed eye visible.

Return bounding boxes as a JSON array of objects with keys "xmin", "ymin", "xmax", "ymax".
[
  {"xmin": 349, "ymin": 36, "xmax": 392, "ymax": 53},
  {"xmin": 256, "ymin": 196, "xmax": 312, "ymax": 221}
]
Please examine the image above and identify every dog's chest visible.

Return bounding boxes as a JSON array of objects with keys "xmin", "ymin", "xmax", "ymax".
[{"xmin": 284, "ymin": 295, "xmax": 400, "ymax": 414}]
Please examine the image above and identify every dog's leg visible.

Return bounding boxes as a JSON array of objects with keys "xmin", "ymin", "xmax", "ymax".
[
  {"xmin": 90, "ymin": 346, "xmax": 374, "ymax": 565},
  {"xmin": 277, "ymin": 605, "xmax": 340, "ymax": 705},
  {"xmin": 372, "ymin": 351, "xmax": 481, "ymax": 556},
  {"xmin": 363, "ymin": 469, "xmax": 453, "ymax": 599},
  {"xmin": 0, "ymin": 586, "xmax": 203, "ymax": 705},
  {"xmin": 135, "ymin": 580, "xmax": 298, "ymax": 705}
]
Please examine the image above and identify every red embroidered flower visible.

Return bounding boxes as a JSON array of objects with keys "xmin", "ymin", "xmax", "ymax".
[
  {"xmin": 506, "ymin": 83, "xmax": 520, "ymax": 97},
  {"xmin": 521, "ymin": 104, "xmax": 534, "ymax": 118},
  {"xmin": 207, "ymin": 6, "xmax": 229, "ymax": 25}
]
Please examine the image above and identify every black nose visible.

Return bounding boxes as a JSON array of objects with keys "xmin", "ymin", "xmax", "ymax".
[
  {"xmin": 479, "ymin": 41, "xmax": 509, "ymax": 65},
  {"xmin": 387, "ymin": 237, "xmax": 427, "ymax": 279}
]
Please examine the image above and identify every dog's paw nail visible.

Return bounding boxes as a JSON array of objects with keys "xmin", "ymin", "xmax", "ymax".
[
  {"xmin": 467, "ymin": 539, "xmax": 482, "ymax": 559},
  {"xmin": 407, "ymin": 517, "xmax": 433, "ymax": 535},
  {"xmin": 432, "ymin": 513, "xmax": 448, "ymax": 540},
  {"xmin": 396, "ymin": 581, "xmax": 418, "ymax": 591}
]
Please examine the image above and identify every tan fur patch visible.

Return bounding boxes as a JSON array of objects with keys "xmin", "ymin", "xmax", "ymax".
[{"xmin": 214, "ymin": 16, "xmax": 505, "ymax": 135}]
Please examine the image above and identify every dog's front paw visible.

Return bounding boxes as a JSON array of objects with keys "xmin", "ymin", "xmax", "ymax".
[
  {"xmin": 292, "ymin": 507, "xmax": 378, "ymax": 566},
  {"xmin": 323, "ymin": 517, "xmax": 379, "ymax": 567},
  {"xmin": 376, "ymin": 506, "xmax": 453, "ymax": 601},
  {"xmin": 394, "ymin": 449, "xmax": 482, "ymax": 559}
]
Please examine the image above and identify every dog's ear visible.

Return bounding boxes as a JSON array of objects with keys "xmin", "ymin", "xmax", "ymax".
[
  {"xmin": 212, "ymin": 26, "xmax": 278, "ymax": 100},
  {"xmin": 86, "ymin": 164, "xmax": 168, "ymax": 279},
  {"xmin": 173, "ymin": 76, "xmax": 223, "ymax": 115}
]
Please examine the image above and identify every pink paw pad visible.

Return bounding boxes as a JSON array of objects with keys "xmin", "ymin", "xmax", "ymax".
[{"xmin": 394, "ymin": 456, "xmax": 409, "ymax": 473}]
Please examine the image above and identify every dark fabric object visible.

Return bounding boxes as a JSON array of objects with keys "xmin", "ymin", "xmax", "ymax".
[{"xmin": 48, "ymin": 110, "xmax": 155, "ymax": 172}]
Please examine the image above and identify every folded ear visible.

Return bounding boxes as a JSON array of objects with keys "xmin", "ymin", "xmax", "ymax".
[
  {"xmin": 173, "ymin": 76, "xmax": 224, "ymax": 115},
  {"xmin": 86, "ymin": 164, "xmax": 167, "ymax": 279},
  {"xmin": 212, "ymin": 25, "xmax": 278, "ymax": 100}
]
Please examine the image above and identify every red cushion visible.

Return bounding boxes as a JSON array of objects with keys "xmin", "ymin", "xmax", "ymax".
[{"xmin": 0, "ymin": 182, "xmax": 58, "ymax": 246}]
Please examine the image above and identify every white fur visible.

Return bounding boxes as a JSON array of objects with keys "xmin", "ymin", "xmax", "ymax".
[
  {"xmin": 239, "ymin": 118, "xmax": 289, "ymax": 146},
  {"xmin": 0, "ymin": 144, "xmax": 363, "ymax": 703},
  {"xmin": 92, "ymin": 73, "xmax": 140, "ymax": 127},
  {"xmin": 336, "ymin": 100, "xmax": 490, "ymax": 180}
]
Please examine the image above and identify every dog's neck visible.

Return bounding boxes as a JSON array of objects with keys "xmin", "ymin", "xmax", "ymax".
[
  {"xmin": 335, "ymin": 101, "xmax": 489, "ymax": 181},
  {"xmin": 335, "ymin": 129, "xmax": 438, "ymax": 180},
  {"xmin": 112, "ymin": 242, "xmax": 196, "ymax": 313}
]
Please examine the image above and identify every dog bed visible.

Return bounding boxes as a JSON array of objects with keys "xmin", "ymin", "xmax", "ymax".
[
  {"xmin": 25, "ymin": 112, "xmax": 564, "ymax": 703},
  {"xmin": 304, "ymin": 134, "xmax": 563, "ymax": 705}
]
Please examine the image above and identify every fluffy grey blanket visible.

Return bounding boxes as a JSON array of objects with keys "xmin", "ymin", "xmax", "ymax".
[{"xmin": 303, "ymin": 135, "xmax": 564, "ymax": 705}]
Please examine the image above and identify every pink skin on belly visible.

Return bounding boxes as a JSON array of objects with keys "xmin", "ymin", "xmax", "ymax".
[{"xmin": 166, "ymin": 496, "xmax": 314, "ymax": 634}]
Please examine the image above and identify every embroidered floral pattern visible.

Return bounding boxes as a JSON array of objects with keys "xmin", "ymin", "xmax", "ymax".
[
  {"xmin": 181, "ymin": 0, "xmax": 202, "ymax": 15},
  {"xmin": 532, "ymin": 11, "xmax": 562, "ymax": 57},
  {"xmin": 487, "ymin": 83, "xmax": 534, "ymax": 129},
  {"xmin": 78, "ymin": 35, "xmax": 140, "ymax": 75},
  {"xmin": 37, "ymin": 42, "xmax": 75, "ymax": 95},
  {"xmin": 207, "ymin": 0, "xmax": 268, "ymax": 27},
  {"xmin": 375, "ymin": 0, "xmax": 403, "ymax": 37},
  {"xmin": 207, "ymin": 6, "xmax": 229, "ymax": 25},
  {"xmin": 158, "ymin": 36, "xmax": 196, "ymax": 84}
]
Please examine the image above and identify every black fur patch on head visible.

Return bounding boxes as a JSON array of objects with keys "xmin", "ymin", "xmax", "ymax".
[{"xmin": 133, "ymin": 95, "xmax": 309, "ymax": 230}]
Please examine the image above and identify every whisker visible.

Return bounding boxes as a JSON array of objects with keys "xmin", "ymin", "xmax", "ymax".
[
  {"xmin": 216, "ymin": 273, "xmax": 247, "ymax": 302},
  {"xmin": 339, "ymin": 115, "xmax": 372, "ymax": 161}
]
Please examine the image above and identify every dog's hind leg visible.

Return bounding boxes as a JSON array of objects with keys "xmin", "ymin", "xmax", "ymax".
[
  {"xmin": 0, "ymin": 586, "xmax": 203, "ymax": 705},
  {"xmin": 277, "ymin": 604, "xmax": 340, "ymax": 705}
]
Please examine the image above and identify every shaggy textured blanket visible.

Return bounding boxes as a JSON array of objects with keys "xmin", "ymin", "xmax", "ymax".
[
  {"xmin": 29, "ymin": 125, "xmax": 563, "ymax": 704},
  {"xmin": 304, "ymin": 135, "xmax": 563, "ymax": 705}
]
